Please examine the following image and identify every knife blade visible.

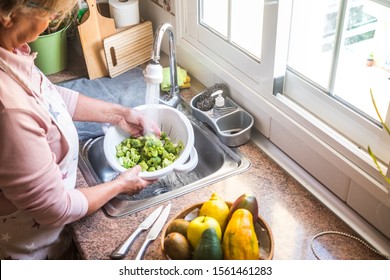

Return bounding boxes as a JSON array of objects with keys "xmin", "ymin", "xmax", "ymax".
[
  {"xmin": 110, "ymin": 205, "xmax": 163, "ymax": 259},
  {"xmin": 134, "ymin": 203, "xmax": 171, "ymax": 260}
]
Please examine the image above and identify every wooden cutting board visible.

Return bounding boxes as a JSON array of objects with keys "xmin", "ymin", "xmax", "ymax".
[
  {"xmin": 77, "ymin": 0, "xmax": 117, "ymax": 80},
  {"xmin": 103, "ymin": 21, "xmax": 153, "ymax": 78}
]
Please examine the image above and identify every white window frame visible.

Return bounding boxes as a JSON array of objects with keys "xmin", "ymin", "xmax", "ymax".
[
  {"xmin": 178, "ymin": 0, "xmax": 278, "ymax": 94},
  {"xmin": 175, "ymin": 0, "xmax": 390, "ymax": 200}
]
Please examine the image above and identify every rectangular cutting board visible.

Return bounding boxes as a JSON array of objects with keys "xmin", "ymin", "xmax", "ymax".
[
  {"xmin": 103, "ymin": 21, "xmax": 153, "ymax": 78},
  {"xmin": 77, "ymin": 0, "xmax": 118, "ymax": 80}
]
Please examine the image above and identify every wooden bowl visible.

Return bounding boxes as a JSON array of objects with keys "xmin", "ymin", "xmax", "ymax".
[{"xmin": 161, "ymin": 202, "xmax": 274, "ymax": 260}]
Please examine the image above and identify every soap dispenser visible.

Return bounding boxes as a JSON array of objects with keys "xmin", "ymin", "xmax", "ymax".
[{"xmin": 211, "ymin": 90, "xmax": 225, "ymax": 116}]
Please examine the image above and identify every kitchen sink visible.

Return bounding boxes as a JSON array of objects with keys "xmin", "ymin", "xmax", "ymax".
[{"xmin": 78, "ymin": 114, "xmax": 251, "ymax": 218}]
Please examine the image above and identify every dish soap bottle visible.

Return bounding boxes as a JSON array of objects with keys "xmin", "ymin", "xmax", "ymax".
[{"xmin": 211, "ymin": 90, "xmax": 225, "ymax": 116}]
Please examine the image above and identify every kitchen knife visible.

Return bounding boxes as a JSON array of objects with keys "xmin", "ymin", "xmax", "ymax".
[
  {"xmin": 110, "ymin": 205, "xmax": 163, "ymax": 260},
  {"xmin": 134, "ymin": 203, "xmax": 171, "ymax": 260}
]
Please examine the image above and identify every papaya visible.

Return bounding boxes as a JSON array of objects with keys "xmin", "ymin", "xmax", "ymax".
[
  {"xmin": 222, "ymin": 208, "xmax": 259, "ymax": 260},
  {"xmin": 227, "ymin": 194, "xmax": 258, "ymax": 222},
  {"xmin": 192, "ymin": 228, "xmax": 223, "ymax": 260}
]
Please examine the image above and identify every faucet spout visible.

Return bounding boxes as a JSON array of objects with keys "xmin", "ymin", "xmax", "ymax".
[{"xmin": 151, "ymin": 23, "xmax": 180, "ymax": 107}]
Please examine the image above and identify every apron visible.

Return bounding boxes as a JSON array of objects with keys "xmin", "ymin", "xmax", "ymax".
[{"xmin": 0, "ymin": 57, "xmax": 79, "ymax": 259}]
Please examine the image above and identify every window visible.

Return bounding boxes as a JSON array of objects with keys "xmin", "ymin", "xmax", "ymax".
[
  {"xmin": 179, "ymin": 0, "xmax": 390, "ymax": 178},
  {"xmin": 288, "ymin": 0, "xmax": 390, "ymax": 123},
  {"xmin": 200, "ymin": 0, "xmax": 264, "ymax": 60},
  {"xmin": 182, "ymin": 0, "xmax": 274, "ymax": 87},
  {"xmin": 285, "ymin": 0, "xmax": 390, "ymax": 164}
]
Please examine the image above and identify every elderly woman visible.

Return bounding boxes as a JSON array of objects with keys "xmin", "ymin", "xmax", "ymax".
[{"xmin": 0, "ymin": 0, "xmax": 159, "ymax": 259}]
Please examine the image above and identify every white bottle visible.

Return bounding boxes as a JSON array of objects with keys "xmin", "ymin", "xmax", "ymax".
[{"xmin": 211, "ymin": 90, "xmax": 225, "ymax": 116}]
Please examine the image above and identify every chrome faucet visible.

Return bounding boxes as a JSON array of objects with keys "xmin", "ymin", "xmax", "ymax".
[{"xmin": 151, "ymin": 23, "xmax": 180, "ymax": 107}]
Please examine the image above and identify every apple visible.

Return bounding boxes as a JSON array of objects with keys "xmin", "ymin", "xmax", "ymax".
[{"xmin": 187, "ymin": 216, "xmax": 222, "ymax": 249}]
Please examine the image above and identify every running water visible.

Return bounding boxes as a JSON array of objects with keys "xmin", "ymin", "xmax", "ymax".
[
  {"xmin": 143, "ymin": 63, "xmax": 163, "ymax": 133},
  {"xmin": 117, "ymin": 168, "xmax": 202, "ymax": 201},
  {"xmin": 145, "ymin": 82, "xmax": 160, "ymax": 105},
  {"xmin": 144, "ymin": 82, "xmax": 160, "ymax": 133}
]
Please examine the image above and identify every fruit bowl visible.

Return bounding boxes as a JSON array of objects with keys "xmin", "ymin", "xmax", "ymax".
[{"xmin": 161, "ymin": 202, "xmax": 274, "ymax": 260}]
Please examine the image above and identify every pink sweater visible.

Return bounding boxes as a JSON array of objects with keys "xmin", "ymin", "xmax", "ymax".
[{"xmin": 0, "ymin": 45, "xmax": 88, "ymax": 226}]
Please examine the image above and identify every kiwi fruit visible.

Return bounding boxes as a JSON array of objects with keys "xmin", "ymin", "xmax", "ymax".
[
  {"xmin": 163, "ymin": 232, "xmax": 192, "ymax": 260},
  {"xmin": 166, "ymin": 218, "xmax": 190, "ymax": 237}
]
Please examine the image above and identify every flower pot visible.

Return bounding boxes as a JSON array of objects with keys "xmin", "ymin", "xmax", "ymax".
[{"xmin": 29, "ymin": 25, "xmax": 69, "ymax": 75}]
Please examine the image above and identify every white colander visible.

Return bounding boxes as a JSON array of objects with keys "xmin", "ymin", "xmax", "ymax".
[{"xmin": 103, "ymin": 104, "xmax": 198, "ymax": 180}]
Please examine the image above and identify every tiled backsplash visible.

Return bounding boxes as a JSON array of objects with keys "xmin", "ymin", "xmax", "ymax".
[{"xmin": 149, "ymin": 0, "xmax": 175, "ymax": 15}]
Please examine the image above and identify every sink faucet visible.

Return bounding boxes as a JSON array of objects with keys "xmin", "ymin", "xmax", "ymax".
[{"xmin": 150, "ymin": 23, "xmax": 180, "ymax": 107}]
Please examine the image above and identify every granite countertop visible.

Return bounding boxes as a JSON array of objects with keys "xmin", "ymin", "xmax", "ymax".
[
  {"xmin": 53, "ymin": 38, "xmax": 385, "ymax": 260},
  {"xmin": 70, "ymin": 92, "xmax": 385, "ymax": 260},
  {"xmin": 71, "ymin": 138, "xmax": 385, "ymax": 260}
]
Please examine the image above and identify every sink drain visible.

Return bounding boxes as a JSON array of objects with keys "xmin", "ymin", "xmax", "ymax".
[{"xmin": 153, "ymin": 188, "xmax": 168, "ymax": 196}]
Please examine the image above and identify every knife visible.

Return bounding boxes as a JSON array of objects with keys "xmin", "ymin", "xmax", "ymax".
[
  {"xmin": 134, "ymin": 203, "xmax": 171, "ymax": 260},
  {"xmin": 110, "ymin": 205, "xmax": 163, "ymax": 259}
]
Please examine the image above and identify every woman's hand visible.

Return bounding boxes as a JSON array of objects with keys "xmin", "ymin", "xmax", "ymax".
[
  {"xmin": 73, "ymin": 94, "xmax": 161, "ymax": 136},
  {"xmin": 117, "ymin": 108, "xmax": 161, "ymax": 138},
  {"xmin": 79, "ymin": 165, "xmax": 156, "ymax": 216},
  {"xmin": 114, "ymin": 165, "xmax": 156, "ymax": 195}
]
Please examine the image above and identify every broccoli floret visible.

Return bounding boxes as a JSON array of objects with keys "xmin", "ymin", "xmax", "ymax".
[
  {"xmin": 160, "ymin": 131, "xmax": 169, "ymax": 141},
  {"xmin": 148, "ymin": 166, "xmax": 156, "ymax": 172},
  {"xmin": 130, "ymin": 138, "xmax": 143, "ymax": 148},
  {"xmin": 164, "ymin": 140, "xmax": 184, "ymax": 154},
  {"xmin": 143, "ymin": 135, "xmax": 164, "ymax": 157},
  {"xmin": 163, "ymin": 141, "xmax": 175, "ymax": 154},
  {"xmin": 176, "ymin": 141, "xmax": 184, "ymax": 153},
  {"xmin": 138, "ymin": 161, "xmax": 148, "ymax": 171},
  {"xmin": 162, "ymin": 151, "xmax": 177, "ymax": 162},
  {"xmin": 147, "ymin": 156, "xmax": 162, "ymax": 168},
  {"xmin": 162, "ymin": 157, "xmax": 173, "ymax": 168},
  {"xmin": 128, "ymin": 148, "xmax": 140, "ymax": 163},
  {"xmin": 118, "ymin": 156, "xmax": 137, "ymax": 169},
  {"xmin": 115, "ymin": 131, "xmax": 184, "ymax": 172}
]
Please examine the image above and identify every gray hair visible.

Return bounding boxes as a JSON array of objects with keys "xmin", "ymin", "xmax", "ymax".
[{"xmin": 0, "ymin": 0, "xmax": 77, "ymax": 17}]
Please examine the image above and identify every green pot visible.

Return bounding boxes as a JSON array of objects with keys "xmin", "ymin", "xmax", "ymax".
[{"xmin": 29, "ymin": 26, "xmax": 68, "ymax": 75}]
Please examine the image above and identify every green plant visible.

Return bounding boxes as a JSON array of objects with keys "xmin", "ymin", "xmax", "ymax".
[
  {"xmin": 367, "ymin": 89, "xmax": 390, "ymax": 190},
  {"xmin": 41, "ymin": 6, "xmax": 78, "ymax": 35}
]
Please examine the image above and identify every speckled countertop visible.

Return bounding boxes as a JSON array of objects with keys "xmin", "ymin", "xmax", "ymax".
[
  {"xmin": 71, "ymin": 138, "xmax": 386, "ymax": 260},
  {"xmin": 53, "ymin": 38, "xmax": 386, "ymax": 260}
]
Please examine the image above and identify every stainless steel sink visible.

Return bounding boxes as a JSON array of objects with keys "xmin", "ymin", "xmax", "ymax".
[{"xmin": 78, "ymin": 115, "xmax": 251, "ymax": 218}]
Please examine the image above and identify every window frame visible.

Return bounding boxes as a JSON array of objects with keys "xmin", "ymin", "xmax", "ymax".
[
  {"xmin": 175, "ymin": 0, "xmax": 390, "ymax": 197},
  {"xmin": 180, "ymin": 0, "xmax": 278, "ymax": 93}
]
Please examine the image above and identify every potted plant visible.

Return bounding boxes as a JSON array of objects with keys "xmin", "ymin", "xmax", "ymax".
[
  {"xmin": 29, "ymin": 8, "xmax": 77, "ymax": 75},
  {"xmin": 366, "ymin": 52, "xmax": 375, "ymax": 67},
  {"xmin": 367, "ymin": 89, "xmax": 390, "ymax": 191}
]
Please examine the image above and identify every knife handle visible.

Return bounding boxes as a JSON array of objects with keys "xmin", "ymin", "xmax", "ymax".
[
  {"xmin": 134, "ymin": 238, "xmax": 152, "ymax": 260},
  {"xmin": 110, "ymin": 227, "xmax": 143, "ymax": 259}
]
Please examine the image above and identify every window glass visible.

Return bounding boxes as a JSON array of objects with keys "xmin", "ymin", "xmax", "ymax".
[
  {"xmin": 288, "ymin": 0, "xmax": 338, "ymax": 89},
  {"xmin": 231, "ymin": 0, "xmax": 263, "ymax": 59},
  {"xmin": 288, "ymin": 0, "xmax": 390, "ymax": 122},
  {"xmin": 200, "ymin": 0, "xmax": 264, "ymax": 60},
  {"xmin": 334, "ymin": 0, "xmax": 390, "ymax": 120},
  {"xmin": 200, "ymin": 0, "xmax": 229, "ymax": 37}
]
